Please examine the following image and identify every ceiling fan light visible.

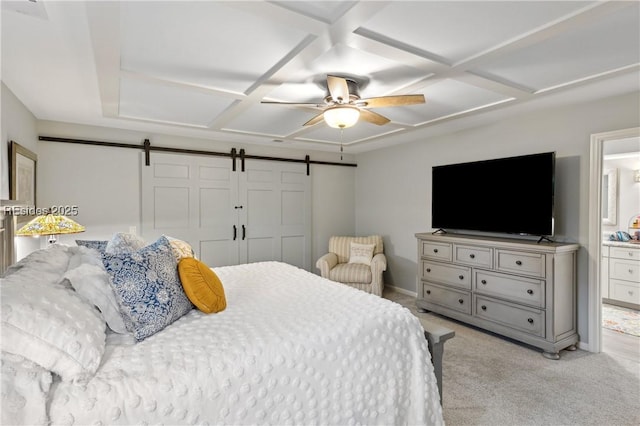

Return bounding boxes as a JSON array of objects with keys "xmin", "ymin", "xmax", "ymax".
[{"xmin": 323, "ymin": 106, "xmax": 360, "ymax": 129}]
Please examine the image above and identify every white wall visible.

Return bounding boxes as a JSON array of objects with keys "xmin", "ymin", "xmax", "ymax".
[
  {"xmin": 1, "ymin": 83, "xmax": 41, "ymax": 257},
  {"xmin": 36, "ymin": 121, "xmax": 357, "ymax": 267},
  {"xmin": 354, "ymin": 91, "xmax": 640, "ymax": 345}
]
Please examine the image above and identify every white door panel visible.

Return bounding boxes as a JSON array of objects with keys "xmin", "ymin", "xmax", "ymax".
[{"xmin": 142, "ymin": 154, "xmax": 310, "ymax": 270}]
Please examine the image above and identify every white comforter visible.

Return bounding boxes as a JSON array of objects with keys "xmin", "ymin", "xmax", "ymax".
[{"xmin": 48, "ymin": 262, "xmax": 443, "ymax": 425}]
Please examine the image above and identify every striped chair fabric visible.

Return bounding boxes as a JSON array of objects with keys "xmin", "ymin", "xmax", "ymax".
[{"xmin": 316, "ymin": 235, "xmax": 387, "ymax": 296}]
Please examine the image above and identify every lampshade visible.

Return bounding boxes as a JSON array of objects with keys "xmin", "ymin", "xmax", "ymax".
[
  {"xmin": 323, "ymin": 105, "xmax": 360, "ymax": 129},
  {"xmin": 17, "ymin": 213, "xmax": 85, "ymax": 244}
]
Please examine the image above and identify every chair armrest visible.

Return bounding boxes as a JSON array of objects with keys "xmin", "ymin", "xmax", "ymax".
[
  {"xmin": 370, "ymin": 253, "xmax": 387, "ymax": 271},
  {"xmin": 369, "ymin": 253, "xmax": 387, "ymax": 296},
  {"xmin": 316, "ymin": 252, "xmax": 338, "ymax": 278}
]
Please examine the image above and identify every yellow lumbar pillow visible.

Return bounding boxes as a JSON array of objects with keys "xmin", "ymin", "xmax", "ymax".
[{"xmin": 178, "ymin": 258, "xmax": 226, "ymax": 314}]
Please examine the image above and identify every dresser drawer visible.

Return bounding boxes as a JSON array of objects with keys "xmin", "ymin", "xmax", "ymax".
[
  {"xmin": 474, "ymin": 296, "xmax": 545, "ymax": 338},
  {"xmin": 496, "ymin": 250, "xmax": 545, "ymax": 278},
  {"xmin": 423, "ymin": 283, "xmax": 471, "ymax": 314},
  {"xmin": 420, "ymin": 241, "xmax": 452, "ymax": 261},
  {"xmin": 609, "ymin": 247, "xmax": 640, "ymax": 261},
  {"xmin": 421, "ymin": 261, "xmax": 471, "ymax": 290},
  {"xmin": 609, "ymin": 258, "xmax": 640, "ymax": 282},
  {"xmin": 454, "ymin": 244, "xmax": 493, "ymax": 268},
  {"xmin": 475, "ymin": 270, "xmax": 545, "ymax": 308},
  {"xmin": 610, "ymin": 279, "xmax": 640, "ymax": 305}
]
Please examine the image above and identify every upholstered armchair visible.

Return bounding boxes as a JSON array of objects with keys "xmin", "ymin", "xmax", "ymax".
[{"xmin": 316, "ymin": 235, "xmax": 387, "ymax": 296}]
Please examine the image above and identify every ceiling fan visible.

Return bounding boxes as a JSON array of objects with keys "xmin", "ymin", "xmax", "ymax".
[{"xmin": 261, "ymin": 75, "xmax": 425, "ymax": 129}]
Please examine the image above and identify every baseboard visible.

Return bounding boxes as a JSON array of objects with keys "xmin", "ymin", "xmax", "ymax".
[
  {"xmin": 577, "ymin": 340, "xmax": 593, "ymax": 352},
  {"xmin": 386, "ymin": 284, "xmax": 417, "ymax": 298}
]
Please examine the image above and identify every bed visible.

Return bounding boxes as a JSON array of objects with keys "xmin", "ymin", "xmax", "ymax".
[{"xmin": 0, "ymin": 234, "xmax": 444, "ymax": 425}]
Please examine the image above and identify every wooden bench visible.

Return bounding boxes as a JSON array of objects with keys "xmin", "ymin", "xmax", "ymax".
[{"xmin": 423, "ymin": 320, "xmax": 455, "ymax": 404}]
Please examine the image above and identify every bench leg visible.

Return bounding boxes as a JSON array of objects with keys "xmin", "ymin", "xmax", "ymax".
[{"xmin": 425, "ymin": 331, "xmax": 445, "ymax": 404}]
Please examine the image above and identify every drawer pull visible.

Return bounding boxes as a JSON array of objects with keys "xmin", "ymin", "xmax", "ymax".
[
  {"xmin": 481, "ymin": 305, "xmax": 487, "ymax": 311},
  {"xmin": 629, "ymin": 269, "xmax": 634, "ymax": 274},
  {"xmin": 527, "ymin": 289, "xmax": 534, "ymax": 295},
  {"xmin": 629, "ymin": 252, "xmax": 634, "ymax": 257},
  {"xmin": 629, "ymin": 291, "xmax": 635, "ymax": 296},
  {"xmin": 516, "ymin": 260, "xmax": 523, "ymax": 266},
  {"xmin": 433, "ymin": 248, "xmax": 439, "ymax": 253},
  {"xmin": 426, "ymin": 290, "xmax": 431, "ymax": 295},
  {"xmin": 426, "ymin": 268, "xmax": 431, "ymax": 273},
  {"xmin": 528, "ymin": 318, "xmax": 534, "ymax": 324},
  {"xmin": 470, "ymin": 254, "xmax": 475, "ymax": 259},
  {"xmin": 458, "ymin": 299, "xmax": 464, "ymax": 304},
  {"xmin": 459, "ymin": 275, "xmax": 464, "ymax": 280},
  {"xmin": 481, "ymin": 279, "xmax": 487, "ymax": 285}
]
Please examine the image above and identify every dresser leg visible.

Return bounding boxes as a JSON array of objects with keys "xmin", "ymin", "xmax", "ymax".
[
  {"xmin": 566, "ymin": 344, "xmax": 577, "ymax": 351},
  {"xmin": 417, "ymin": 308, "xmax": 429, "ymax": 313},
  {"xmin": 542, "ymin": 351, "xmax": 560, "ymax": 360}
]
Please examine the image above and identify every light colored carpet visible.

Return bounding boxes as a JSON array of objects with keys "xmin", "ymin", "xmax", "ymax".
[{"xmin": 384, "ymin": 289, "xmax": 640, "ymax": 426}]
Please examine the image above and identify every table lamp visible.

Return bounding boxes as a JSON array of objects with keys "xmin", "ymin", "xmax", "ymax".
[{"xmin": 16, "ymin": 211, "xmax": 85, "ymax": 244}]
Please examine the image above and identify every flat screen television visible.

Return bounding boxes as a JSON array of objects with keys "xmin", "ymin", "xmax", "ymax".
[{"xmin": 431, "ymin": 152, "xmax": 555, "ymax": 237}]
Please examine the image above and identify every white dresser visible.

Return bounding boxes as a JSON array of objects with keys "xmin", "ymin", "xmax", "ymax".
[
  {"xmin": 416, "ymin": 232, "xmax": 580, "ymax": 359},
  {"xmin": 603, "ymin": 242, "xmax": 640, "ymax": 309}
]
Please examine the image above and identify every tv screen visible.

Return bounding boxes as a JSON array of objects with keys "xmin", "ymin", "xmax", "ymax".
[{"xmin": 432, "ymin": 152, "xmax": 555, "ymax": 236}]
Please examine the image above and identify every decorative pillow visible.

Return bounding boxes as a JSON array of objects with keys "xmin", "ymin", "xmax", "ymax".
[
  {"xmin": 75, "ymin": 240, "xmax": 108, "ymax": 253},
  {"xmin": 105, "ymin": 232, "xmax": 146, "ymax": 255},
  {"xmin": 166, "ymin": 236, "xmax": 196, "ymax": 261},
  {"xmin": 348, "ymin": 242, "xmax": 376, "ymax": 266},
  {"xmin": 178, "ymin": 258, "xmax": 226, "ymax": 314},
  {"xmin": 102, "ymin": 236, "xmax": 193, "ymax": 340},
  {"xmin": 2, "ymin": 244, "xmax": 72, "ymax": 282},
  {"xmin": 0, "ymin": 274, "xmax": 106, "ymax": 382},
  {"xmin": 63, "ymin": 263, "xmax": 129, "ymax": 334}
]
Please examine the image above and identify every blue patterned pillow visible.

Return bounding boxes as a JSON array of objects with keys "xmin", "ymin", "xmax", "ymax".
[
  {"xmin": 76, "ymin": 240, "xmax": 108, "ymax": 253},
  {"xmin": 101, "ymin": 236, "xmax": 193, "ymax": 340}
]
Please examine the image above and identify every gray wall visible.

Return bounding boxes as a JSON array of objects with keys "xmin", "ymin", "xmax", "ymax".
[
  {"xmin": 354, "ymin": 91, "xmax": 640, "ymax": 346},
  {"xmin": 1, "ymin": 83, "xmax": 41, "ymax": 257}
]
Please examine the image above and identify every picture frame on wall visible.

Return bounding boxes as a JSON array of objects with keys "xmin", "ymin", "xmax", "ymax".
[{"xmin": 9, "ymin": 140, "xmax": 37, "ymax": 208}]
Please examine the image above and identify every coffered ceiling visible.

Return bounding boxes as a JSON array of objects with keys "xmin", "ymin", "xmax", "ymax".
[{"xmin": 2, "ymin": 1, "xmax": 639, "ymax": 153}]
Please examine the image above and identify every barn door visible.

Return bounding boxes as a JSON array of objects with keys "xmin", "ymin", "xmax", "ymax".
[
  {"xmin": 141, "ymin": 153, "xmax": 239, "ymax": 267},
  {"xmin": 239, "ymin": 160, "xmax": 311, "ymax": 270},
  {"xmin": 142, "ymin": 153, "xmax": 311, "ymax": 270}
]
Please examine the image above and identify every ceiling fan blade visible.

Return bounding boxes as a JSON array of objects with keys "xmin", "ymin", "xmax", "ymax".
[
  {"xmin": 303, "ymin": 112, "xmax": 325, "ymax": 126},
  {"xmin": 360, "ymin": 109, "xmax": 391, "ymax": 125},
  {"xmin": 327, "ymin": 75, "xmax": 349, "ymax": 104},
  {"xmin": 359, "ymin": 94, "xmax": 425, "ymax": 108},
  {"xmin": 261, "ymin": 101, "xmax": 323, "ymax": 108}
]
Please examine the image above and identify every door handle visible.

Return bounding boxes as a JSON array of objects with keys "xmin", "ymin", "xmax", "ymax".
[
  {"xmin": 242, "ymin": 224, "xmax": 246, "ymax": 240},
  {"xmin": 233, "ymin": 225, "xmax": 237, "ymax": 241}
]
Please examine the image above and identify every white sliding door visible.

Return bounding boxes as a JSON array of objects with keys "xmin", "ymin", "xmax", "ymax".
[
  {"xmin": 141, "ymin": 153, "xmax": 311, "ymax": 270},
  {"xmin": 141, "ymin": 153, "xmax": 239, "ymax": 267},
  {"xmin": 240, "ymin": 160, "xmax": 311, "ymax": 270}
]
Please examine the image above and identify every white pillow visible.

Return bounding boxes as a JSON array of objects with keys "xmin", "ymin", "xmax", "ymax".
[
  {"xmin": 348, "ymin": 242, "xmax": 376, "ymax": 266},
  {"xmin": 105, "ymin": 232, "xmax": 146, "ymax": 255},
  {"xmin": 2, "ymin": 245, "xmax": 72, "ymax": 285},
  {"xmin": 63, "ymin": 263, "xmax": 128, "ymax": 334},
  {"xmin": 0, "ymin": 275, "xmax": 106, "ymax": 382}
]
